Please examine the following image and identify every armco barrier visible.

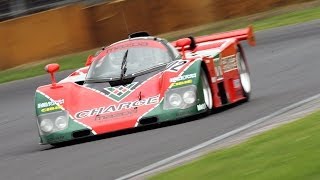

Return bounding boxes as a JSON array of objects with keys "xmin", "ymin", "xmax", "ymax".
[
  {"xmin": 0, "ymin": 0, "xmax": 313, "ymax": 70},
  {"xmin": 0, "ymin": 5, "xmax": 94, "ymax": 70}
]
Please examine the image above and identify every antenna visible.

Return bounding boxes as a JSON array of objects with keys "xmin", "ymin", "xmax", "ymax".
[{"xmin": 122, "ymin": 9, "xmax": 129, "ymax": 37}]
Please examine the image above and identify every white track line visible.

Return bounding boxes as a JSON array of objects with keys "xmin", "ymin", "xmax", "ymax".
[{"xmin": 115, "ymin": 92, "xmax": 320, "ymax": 180}]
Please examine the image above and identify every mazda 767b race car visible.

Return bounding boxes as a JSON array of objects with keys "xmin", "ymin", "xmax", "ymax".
[{"xmin": 35, "ymin": 27, "xmax": 255, "ymax": 145}]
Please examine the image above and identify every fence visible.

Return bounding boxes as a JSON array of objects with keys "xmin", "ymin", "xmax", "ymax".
[{"xmin": 0, "ymin": 0, "xmax": 315, "ymax": 70}]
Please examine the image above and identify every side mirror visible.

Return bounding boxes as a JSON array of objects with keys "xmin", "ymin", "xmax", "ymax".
[
  {"xmin": 176, "ymin": 38, "xmax": 191, "ymax": 59},
  {"xmin": 45, "ymin": 63, "xmax": 60, "ymax": 88},
  {"xmin": 176, "ymin": 38, "xmax": 191, "ymax": 47},
  {"xmin": 85, "ymin": 55, "xmax": 94, "ymax": 66}
]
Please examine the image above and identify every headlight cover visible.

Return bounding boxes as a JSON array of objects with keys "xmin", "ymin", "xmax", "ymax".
[
  {"xmin": 168, "ymin": 93, "xmax": 183, "ymax": 107},
  {"xmin": 183, "ymin": 90, "xmax": 196, "ymax": 104},
  {"xmin": 164, "ymin": 85, "xmax": 197, "ymax": 110},
  {"xmin": 38, "ymin": 111, "xmax": 69, "ymax": 135},
  {"xmin": 55, "ymin": 116, "xmax": 68, "ymax": 130},
  {"xmin": 40, "ymin": 119, "xmax": 54, "ymax": 133}
]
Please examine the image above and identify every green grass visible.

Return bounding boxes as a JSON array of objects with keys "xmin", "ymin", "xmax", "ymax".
[
  {"xmin": 253, "ymin": 5, "xmax": 320, "ymax": 31},
  {"xmin": 1, "ymin": 4, "xmax": 320, "ymax": 84},
  {"xmin": 0, "ymin": 50, "xmax": 96, "ymax": 84},
  {"xmin": 150, "ymin": 111, "xmax": 320, "ymax": 180}
]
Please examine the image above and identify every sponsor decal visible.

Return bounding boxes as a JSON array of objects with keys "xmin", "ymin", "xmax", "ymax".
[
  {"xmin": 211, "ymin": 77, "xmax": 217, "ymax": 83},
  {"xmin": 221, "ymin": 55, "xmax": 237, "ymax": 72},
  {"xmin": 105, "ymin": 42, "xmax": 149, "ymax": 54},
  {"xmin": 170, "ymin": 73, "xmax": 196, "ymax": 83},
  {"xmin": 41, "ymin": 106, "xmax": 61, "ymax": 113},
  {"xmin": 233, "ymin": 79, "xmax": 241, "ymax": 88},
  {"xmin": 37, "ymin": 99, "xmax": 64, "ymax": 109},
  {"xmin": 95, "ymin": 109, "xmax": 138, "ymax": 121},
  {"xmin": 47, "ymin": 135, "xmax": 65, "ymax": 142},
  {"xmin": 172, "ymin": 79, "xmax": 193, "ymax": 87},
  {"xmin": 166, "ymin": 60, "xmax": 187, "ymax": 72},
  {"xmin": 197, "ymin": 103, "xmax": 206, "ymax": 111},
  {"xmin": 213, "ymin": 56, "xmax": 223, "ymax": 80},
  {"xmin": 104, "ymin": 82, "xmax": 139, "ymax": 102},
  {"xmin": 75, "ymin": 95, "xmax": 160, "ymax": 119}
]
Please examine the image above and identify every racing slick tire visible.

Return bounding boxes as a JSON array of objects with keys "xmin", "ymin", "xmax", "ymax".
[
  {"xmin": 200, "ymin": 69, "xmax": 213, "ymax": 113},
  {"xmin": 237, "ymin": 48, "xmax": 251, "ymax": 101}
]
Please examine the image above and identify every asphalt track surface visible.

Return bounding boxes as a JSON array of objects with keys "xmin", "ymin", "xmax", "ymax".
[{"xmin": 0, "ymin": 20, "xmax": 320, "ymax": 180}]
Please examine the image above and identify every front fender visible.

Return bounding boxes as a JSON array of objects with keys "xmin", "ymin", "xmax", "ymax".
[
  {"xmin": 165, "ymin": 59, "xmax": 203, "ymax": 90},
  {"xmin": 35, "ymin": 83, "xmax": 93, "ymax": 144}
]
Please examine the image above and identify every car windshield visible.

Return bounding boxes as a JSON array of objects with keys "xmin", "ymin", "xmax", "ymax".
[{"xmin": 86, "ymin": 40, "xmax": 172, "ymax": 80}]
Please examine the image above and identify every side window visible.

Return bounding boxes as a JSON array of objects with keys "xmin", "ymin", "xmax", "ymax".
[{"xmin": 162, "ymin": 40, "xmax": 181, "ymax": 59}]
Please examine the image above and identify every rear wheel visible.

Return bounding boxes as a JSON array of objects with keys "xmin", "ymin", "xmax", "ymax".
[
  {"xmin": 237, "ymin": 50, "xmax": 251, "ymax": 101},
  {"xmin": 200, "ymin": 69, "xmax": 213, "ymax": 111}
]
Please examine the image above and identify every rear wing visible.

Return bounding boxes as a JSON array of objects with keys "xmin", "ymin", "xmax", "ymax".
[{"xmin": 173, "ymin": 26, "xmax": 256, "ymax": 47}]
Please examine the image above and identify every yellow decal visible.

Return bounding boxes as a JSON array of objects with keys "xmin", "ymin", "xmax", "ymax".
[
  {"xmin": 172, "ymin": 79, "xmax": 193, "ymax": 87},
  {"xmin": 41, "ymin": 106, "xmax": 61, "ymax": 113}
]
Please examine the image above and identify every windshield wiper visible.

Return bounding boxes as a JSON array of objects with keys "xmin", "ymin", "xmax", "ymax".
[{"xmin": 120, "ymin": 49, "xmax": 129, "ymax": 80}]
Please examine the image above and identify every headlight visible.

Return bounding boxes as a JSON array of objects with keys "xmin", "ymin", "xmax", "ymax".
[
  {"xmin": 40, "ymin": 119, "xmax": 54, "ymax": 133},
  {"xmin": 37, "ymin": 110, "xmax": 69, "ymax": 134},
  {"xmin": 55, "ymin": 116, "xmax": 68, "ymax": 130},
  {"xmin": 183, "ymin": 91, "xmax": 196, "ymax": 104},
  {"xmin": 164, "ymin": 85, "xmax": 197, "ymax": 110},
  {"xmin": 169, "ymin": 93, "xmax": 182, "ymax": 107}
]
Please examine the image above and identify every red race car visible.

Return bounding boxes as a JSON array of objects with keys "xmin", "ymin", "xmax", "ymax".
[{"xmin": 35, "ymin": 26, "xmax": 255, "ymax": 146}]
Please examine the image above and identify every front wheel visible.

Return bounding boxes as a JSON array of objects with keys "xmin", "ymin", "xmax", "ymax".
[{"xmin": 200, "ymin": 69, "xmax": 213, "ymax": 111}]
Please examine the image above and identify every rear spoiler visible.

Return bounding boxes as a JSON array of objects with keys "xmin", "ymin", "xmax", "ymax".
[{"xmin": 173, "ymin": 26, "xmax": 256, "ymax": 47}]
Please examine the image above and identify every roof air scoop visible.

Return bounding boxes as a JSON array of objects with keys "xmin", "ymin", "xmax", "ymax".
[{"xmin": 129, "ymin": 31, "xmax": 150, "ymax": 38}]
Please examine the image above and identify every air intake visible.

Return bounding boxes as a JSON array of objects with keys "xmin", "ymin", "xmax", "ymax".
[
  {"xmin": 139, "ymin": 117, "xmax": 158, "ymax": 126},
  {"xmin": 72, "ymin": 130, "xmax": 91, "ymax": 138}
]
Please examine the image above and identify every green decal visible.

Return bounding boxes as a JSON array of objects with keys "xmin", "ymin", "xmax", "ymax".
[
  {"xmin": 35, "ymin": 91, "xmax": 91, "ymax": 144},
  {"xmin": 35, "ymin": 92, "xmax": 64, "ymax": 115},
  {"xmin": 141, "ymin": 60, "xmax": 206, "ymax": 123},
  {"xmin": 104, "ymin": 82, "xmax": 139, "ymax": 102},
  {"xmin": 40, "ymin": 116, "xmax": 92, "ymax": 144}
]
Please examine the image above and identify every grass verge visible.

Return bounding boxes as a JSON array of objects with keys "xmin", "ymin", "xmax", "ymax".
[
  {"xmin": 0, "ymin": 49, "xmax": 96, "ymax": 84},
  {"xmin": 150, "ymin": 111, "xmax": 320, "ymax": 180},
  {"xmin": 1, "ymin": 3, "xmax": 320, "ymax": 84}
]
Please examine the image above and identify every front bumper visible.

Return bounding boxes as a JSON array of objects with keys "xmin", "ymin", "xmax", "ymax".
[
  {"xmin": 39, "ymin": 120, "xmax": 94, "ymax": 145},
  {"xmin": 39, "ymin": 102, "xmax": 207, "ymax": 145},
  {"xmin": 137, "ymin": 101, "xmax": 208, "ymax": 126}
]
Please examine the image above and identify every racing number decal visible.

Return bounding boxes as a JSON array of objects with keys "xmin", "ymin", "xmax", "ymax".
[{"xmin": 166, "ymin": 60, "xmax": 187, "ymax": 72}]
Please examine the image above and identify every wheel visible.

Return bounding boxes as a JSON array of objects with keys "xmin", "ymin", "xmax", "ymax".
[
  {"xmin": 237, "ymin": 50, "xmax": 251, "ymax": 101},
  {"xmin": 200, "ymin": 69, "xmax": 213, "ymax": 111}
]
